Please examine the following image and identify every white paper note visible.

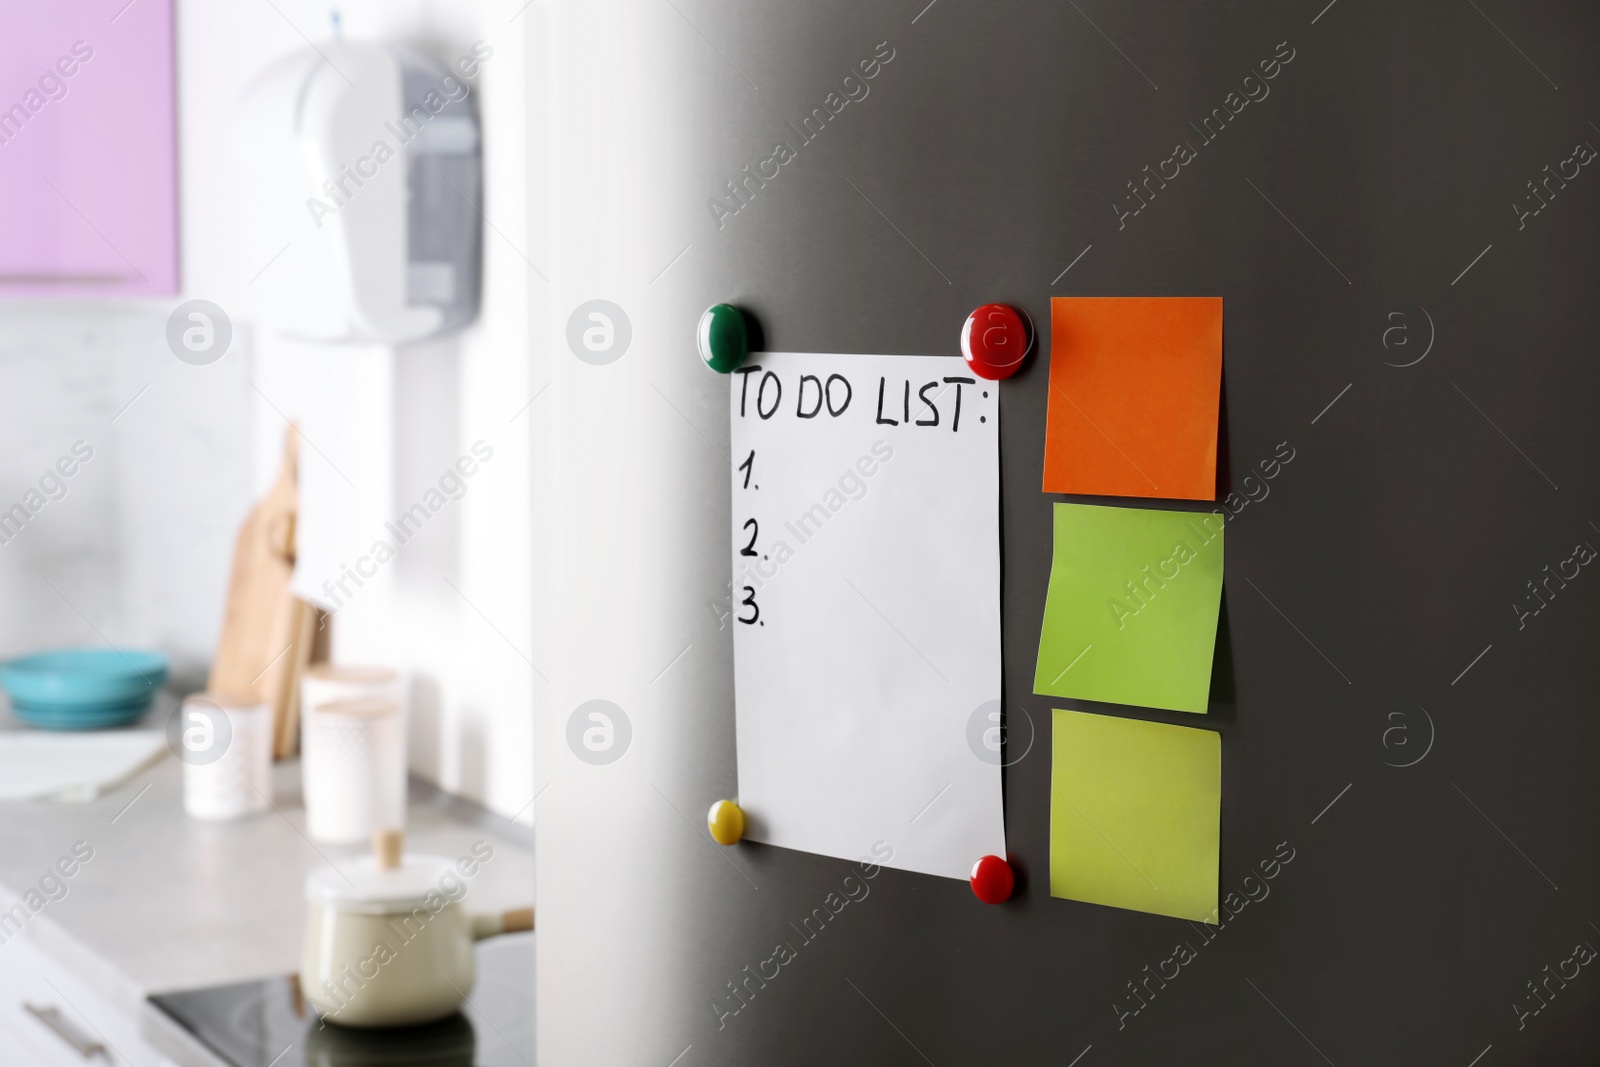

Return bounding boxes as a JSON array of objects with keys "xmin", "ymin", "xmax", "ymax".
[{"xmin": 730, "ymin": 352, "xmax": 1004, "ymax": 881}]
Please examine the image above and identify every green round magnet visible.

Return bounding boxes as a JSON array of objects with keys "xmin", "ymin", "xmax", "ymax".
[{"xmin": 697, "ymin": 303, "xmax": 749, "ymax": 373}]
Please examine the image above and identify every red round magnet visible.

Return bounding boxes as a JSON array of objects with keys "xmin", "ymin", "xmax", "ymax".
[
  {"xmin": 969, "ymin": 854, "xmax": 1014, "ymax": 904},
  {"xmin": 960, "ymin": 304, "xmax": 1032, "ymax": 381}
]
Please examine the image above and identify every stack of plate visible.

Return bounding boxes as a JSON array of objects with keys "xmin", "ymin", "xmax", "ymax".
[{"xmin": 0, "ymin": 649, "xmax": 169, "ymax": 730}]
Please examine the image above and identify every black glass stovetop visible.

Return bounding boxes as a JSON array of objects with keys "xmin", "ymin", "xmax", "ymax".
[{"xmin": 149, "ymin": 932, "xmax": 534, "ymax": 1067}]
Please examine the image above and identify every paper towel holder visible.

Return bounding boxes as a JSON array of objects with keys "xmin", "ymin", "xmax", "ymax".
[{"xmin": 235, "ymin": 39, "xmax": 484, "ymax": 343}]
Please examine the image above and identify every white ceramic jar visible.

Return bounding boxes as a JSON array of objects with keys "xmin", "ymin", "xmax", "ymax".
[
  {"xmin": 181, "ymin": 694, "xmax": 272, "ymax": 821},
  {"xmin": 302, "ymin": 695, "xmax": 406, "ymax": 843}
]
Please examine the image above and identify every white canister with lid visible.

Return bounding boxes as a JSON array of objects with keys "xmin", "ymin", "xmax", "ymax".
[
  {"xmin": 181, "ymin": 694, "xmax": 272, "ymax": 821},
  {"xmin": 302, "ymin": 696, "xmax": 406, "ymax": 843},
  {"xmin": 300, "ymin": 829, "xmax": 532, "ymax": 1028}
]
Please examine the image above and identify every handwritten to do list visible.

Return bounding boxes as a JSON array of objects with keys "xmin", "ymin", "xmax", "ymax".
[{"xmin": 729, "ymin": 352, "xmax": 1005, "ymax": 880}]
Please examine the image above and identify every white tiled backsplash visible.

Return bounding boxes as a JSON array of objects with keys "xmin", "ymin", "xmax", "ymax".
[{"xmin": 0, "ymin": 304, "xmax": 252, "ymax": 677}]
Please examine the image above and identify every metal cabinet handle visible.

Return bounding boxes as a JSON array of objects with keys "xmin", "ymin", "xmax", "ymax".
[{"xmin": 24, "ymin": 1003, "xmax": 109, "ymax": 1060}]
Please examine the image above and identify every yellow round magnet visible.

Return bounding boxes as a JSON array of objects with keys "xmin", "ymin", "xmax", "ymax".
[{"xmin": 707, "ymin": 799, "xmax": 745, "ymax": 845}]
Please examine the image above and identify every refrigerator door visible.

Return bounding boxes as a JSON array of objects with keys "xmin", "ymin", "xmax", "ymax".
[{"xmin": 542, "ymin": 1, "xmax": 1600, "ymax": 1062}]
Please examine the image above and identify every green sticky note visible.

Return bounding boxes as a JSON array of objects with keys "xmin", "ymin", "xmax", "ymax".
[
  {"xmin": 1050, "ymin": 709, "xmax": 1220, "ymax": 922},
  {"xmin": 1034, "ymin": 502, "xmax": 1223, "ymax": 713}
]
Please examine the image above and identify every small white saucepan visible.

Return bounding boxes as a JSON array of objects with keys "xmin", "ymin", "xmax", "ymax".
[{"xmin": 300, "ymin": 828, "xmax": 533, "ymax": 1028}]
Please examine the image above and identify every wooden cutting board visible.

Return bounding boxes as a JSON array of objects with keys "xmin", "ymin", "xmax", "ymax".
[{"xmin": 207, "ymin": 426, "xmax": 324, "ymax": 758}]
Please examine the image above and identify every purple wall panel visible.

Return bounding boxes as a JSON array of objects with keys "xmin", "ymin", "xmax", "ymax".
[{"xmin": 0, "ymin": 0, "xmax": 178, "ymax": 297}]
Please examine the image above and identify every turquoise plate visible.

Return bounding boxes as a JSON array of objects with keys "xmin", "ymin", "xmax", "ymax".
[
  {"xmin": 10, "ymin": 698, "xmax": 154, "ymax": 730},
  {"xmin": 0, "ymin": 648, "xmax": 166, "ymax": 706}
]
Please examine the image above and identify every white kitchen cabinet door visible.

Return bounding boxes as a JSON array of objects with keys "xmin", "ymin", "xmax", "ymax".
[{"xmin": 0, "ymin": 929, "xmax": 175, "ymax": 1066}]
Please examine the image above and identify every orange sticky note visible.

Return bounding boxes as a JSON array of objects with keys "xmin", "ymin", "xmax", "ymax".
[{"xmin": 1043, "ymin": 297, "xmax": 1223, "ymax": 501}]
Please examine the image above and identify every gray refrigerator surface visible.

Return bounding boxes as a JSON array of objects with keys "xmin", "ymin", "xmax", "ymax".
[{"xmin": 542, "ymin": 1, "xmax": 1600, "ymax": 1063}]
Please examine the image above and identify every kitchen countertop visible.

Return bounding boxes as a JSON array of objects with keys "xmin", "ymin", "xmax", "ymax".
[{"xmin": 0, "ymin": 735, "xmax": 534, "ymax": 1023}]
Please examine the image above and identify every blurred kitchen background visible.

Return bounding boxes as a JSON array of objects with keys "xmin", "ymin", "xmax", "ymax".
[
  {"xmin": 0, "ymin": 0, "xmax": 540, "ymax": 815},
  {"xmin": 0, "ymin": 0, "xmax": 723, "ymax": 1055},
  {"xmin": 0, "ymin": 0, "xmax": 568, "ymax": 1062}
]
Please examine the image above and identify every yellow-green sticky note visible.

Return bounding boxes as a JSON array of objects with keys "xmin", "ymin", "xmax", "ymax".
[
  {"xmin": 1034, "ymin": 502, "xmax": 1223, "ymax": 713},
  {"xmin": 1050, "ymin": 709, "xmax": 1220, "ymax": 922}
]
